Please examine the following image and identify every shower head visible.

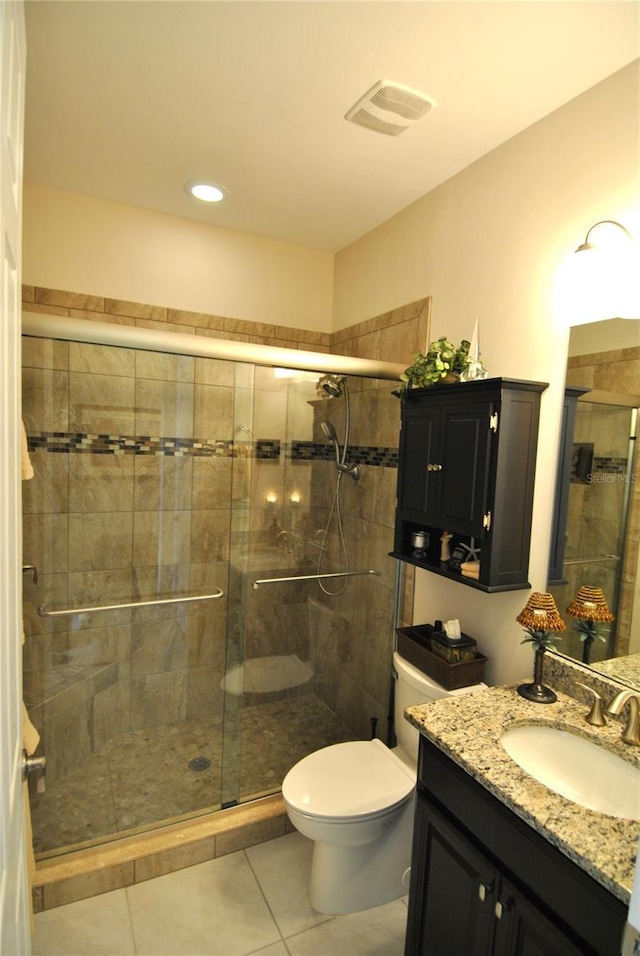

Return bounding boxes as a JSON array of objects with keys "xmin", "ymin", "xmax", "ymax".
[{"xmin": 320, "ymin": 374, "xmax": 347, "ymax": 398}]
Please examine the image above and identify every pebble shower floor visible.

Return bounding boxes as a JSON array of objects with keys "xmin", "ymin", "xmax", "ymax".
[{"xmin": 31, "ymin": 694, "xmax": 352, "ymax": 855}]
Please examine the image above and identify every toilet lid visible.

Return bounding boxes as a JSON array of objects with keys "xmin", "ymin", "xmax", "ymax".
[{"xmin": 282, "ymin": 739, "xmax": 414, "ymax": 818}]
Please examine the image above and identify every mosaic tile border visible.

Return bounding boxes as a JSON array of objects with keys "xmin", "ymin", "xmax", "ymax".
[{"xmin": 27, "ymin": 432, "xmax": 399, "ymax": 468}]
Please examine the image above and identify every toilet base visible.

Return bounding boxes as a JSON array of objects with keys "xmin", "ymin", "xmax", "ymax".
[{"xmin": 308, "ymin": 794, "xmax": 415, "ymax": 914}]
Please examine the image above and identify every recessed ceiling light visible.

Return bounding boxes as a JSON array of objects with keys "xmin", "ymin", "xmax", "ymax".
[{"xmin": 185, "ymin": 181, "xmax": 227, "ymax": 203}]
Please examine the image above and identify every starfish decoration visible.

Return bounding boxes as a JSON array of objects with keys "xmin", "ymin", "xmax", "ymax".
[{"xmin": 458, "ymin": 537, "xmax": 481, "ymax": 561}]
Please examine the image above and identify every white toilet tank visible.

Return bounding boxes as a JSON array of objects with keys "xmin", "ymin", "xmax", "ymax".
[{"xmin": 392, "ymin": 650, "xmax": 487, "ymax": 765}]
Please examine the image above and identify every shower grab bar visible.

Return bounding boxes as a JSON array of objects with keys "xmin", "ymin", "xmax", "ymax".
[
  {"xmin": 252, "ymin": 569, "xmax": 380, "ymax": 590},
  {"xmin": 37, "ymin": 588, "xmax": 224, "ymax": 618},
  {"xmin": 563, "ymin": 554, "xmax": 620, "ymax": 567}
]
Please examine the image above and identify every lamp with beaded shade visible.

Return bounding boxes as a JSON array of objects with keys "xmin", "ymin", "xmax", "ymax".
[
  {"xmin": 516, "ymin": 592, "xmax": 566, "ymax": 703},
  {"xmin": 566, "ymin": 586, "xmax": 614, "ymax": 665}
]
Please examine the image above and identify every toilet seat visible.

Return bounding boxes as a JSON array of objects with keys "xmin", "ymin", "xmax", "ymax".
[{"xmin": 282, "ymin": 739, "xmax": 414, "ymax": 820}]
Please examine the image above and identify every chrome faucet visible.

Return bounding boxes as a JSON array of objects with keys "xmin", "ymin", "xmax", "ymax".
[{"xmin": 606, "ymin": 690, "xmax": 640, "ymax": 746}]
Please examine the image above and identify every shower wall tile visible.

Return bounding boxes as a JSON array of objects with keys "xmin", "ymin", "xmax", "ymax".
[
  {"xmin": 188, "ymin": 558, "xmax": 230, "ymax": 594},
  {"xmin": 167, "ymin": 308, "xmax": 227, "ymax": 332},
  {"xmin": 253, "ymin": 389, "xmax": 288, "ymax": 439},
  {"xmin": 21, "ymin": 450, "xmax": 69, "ymax": 516},
  {"xmin": 135, "ymin": 350, "xmax": 195, "ymax": 384},
  {"xmin": 133, "ymin": 511, "xmax": 192, "ymax": 568},
  {"xmin": 372, "ymin": 466, "xmax": 397, "ymax": 530},
  {"xmin": 34, "ymin": 288, "xmax": 105, "ymax": 312},
  {"xmin": 69, "ymin": 372, "xmax": 135, "ymax": 434},
  {"xmin": 23, "ymin": 367, "xmax": 69, "ymax": 432},
  {"xmin": 130, "ymin": 617, "xmax": 189, "ymax": 679},
  {"xmin": 135, "ymin": 379, "xmax": 194, "ymax": 439},
  {"xmin": 363, "ymin": 585, "xmax": 395, "ymax": 699},
  {"xmin": 106, "ymin": 298, "xmax": 168, "ymax": 322},
  {"xmin": 66, "ymin": 623, "xmax": 131, "ymax": 671},
  {"xmin": 195, "ymin": 356, "xmax": 236, "ymax": 387},
  {"xmin": 69, "ymin": 342, "xmax": 136, "ymax": 378},
  {"xmin": 130, "ymin": 670, "xmax": 188, "ymax": 730},
  {"xmin": 192, "ymin": 458, "xmax": 232, "ymax": 510},
  {"xmin": 69, "ymin": 454, "xmax": 135, "ymax": 513},
  {"xmin": 22, "ymin": 335, "xmax": 69, "ymax": 371},
  {"xmin": 193, "ymin": 383, "xmax": 234, "ymax": 440},
  {"xmin": 67, "ymin": 569, "xmax": 137, "ymax": 625},
  {"xmin": 69, "ymin": 512, "xmax": 134, "ymax": 572},
  {"xmin": 189, "ymin": 509, "xmax": 231, "ymax": 564},
  {"xmin": 134, "ymin": 456, "xmax": 193, "ymax": 512},
  {"xmin": 23, "ymin": 513, "xmax": 69, "ymax": 575},
  {"xmin": 133, "ymin": 564, "xmax": 191, "ymax": 603},
  {"xmin": 187, "ymin": 606, "xmax": 227, "ymax": 668}
]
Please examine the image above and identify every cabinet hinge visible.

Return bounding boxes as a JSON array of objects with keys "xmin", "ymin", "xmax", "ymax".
[
  {"xmin": 483, "ymin": 511, "xmax": 492, "ymax": 531},
  {"xmin": 489, "ymin": 412, "xmax": 499, "ymax": 432}
]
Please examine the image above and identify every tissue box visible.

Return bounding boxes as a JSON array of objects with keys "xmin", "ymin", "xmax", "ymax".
[
  {"xmin": 396, "ymin": 625, "xmax": 487, "ymax": 690},
  {"xmin": 430, "ymin": 630, "xmax": 477, "ymax": 664}
]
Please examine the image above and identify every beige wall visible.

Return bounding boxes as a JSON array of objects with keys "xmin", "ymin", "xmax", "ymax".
[
  {"xmin": 23, "ymin": 184, "xmax": 335, "ymax": 332},
  {"xmin": 332, "ymin": 61, "xmax": 639, "ymax": 686}
]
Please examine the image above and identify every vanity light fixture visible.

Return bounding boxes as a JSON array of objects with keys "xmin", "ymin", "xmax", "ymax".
[
  {"xmin": 561, "ymin": 218, "xmax": 640, "ymax": 325},
  {"xmin": 516, "ymin": 592, "xmax": 567, "ymax": 704},
  {"xmin": 566, "ymin": 586, "xmax": 615, "ymax": 665},
  {"xmin": 574, "ymin": 219, "xmax": 633, "ymax": 253},
  {"xmin": 184, "ymin": 181, "xmax": 227, "ymax": 203}
]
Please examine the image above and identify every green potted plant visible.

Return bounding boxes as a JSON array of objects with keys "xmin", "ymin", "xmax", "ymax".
[{"xmin": 396, "ymin": 337, "xmax": 471, "ymax": 394}]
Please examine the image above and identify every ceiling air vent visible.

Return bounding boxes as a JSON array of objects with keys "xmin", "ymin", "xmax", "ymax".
[{"xmin": 345, "ymin": 80, "xmax": 436, "ymax": 136}]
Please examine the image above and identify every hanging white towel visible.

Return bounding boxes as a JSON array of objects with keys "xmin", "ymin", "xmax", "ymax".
[{"xmin": 21, "ymin": 419, "xmax": 34, "ymax": 480}]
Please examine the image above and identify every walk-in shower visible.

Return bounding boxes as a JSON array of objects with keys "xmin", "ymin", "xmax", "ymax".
[{"xmin": 21, "ymin": 314, "xmax": 404, "ymax": 859}]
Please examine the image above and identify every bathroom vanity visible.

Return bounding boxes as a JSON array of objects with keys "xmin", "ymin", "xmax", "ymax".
[{"xmin": 404, "ymin": 686, "xmax": 639, "ymax": 956}]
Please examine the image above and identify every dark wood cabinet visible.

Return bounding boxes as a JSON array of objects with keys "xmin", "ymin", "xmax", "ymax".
[
  {"xmin": 392, "ymin": 378, "xmax": 547, "ymax": 591},
  {"xmin": 405, "ymin": 737, "xmax": 627, "ymax": 956}
]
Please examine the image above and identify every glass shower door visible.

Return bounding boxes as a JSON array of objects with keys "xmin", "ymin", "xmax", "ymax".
[{"xmin": 21, "ymin": 334, "xmax": 241, "ymax": 854}]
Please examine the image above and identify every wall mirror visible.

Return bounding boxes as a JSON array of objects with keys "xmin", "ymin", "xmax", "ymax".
[{"xmin": 548, "ymin": 318, "xmax": 640, "ymax": 691}]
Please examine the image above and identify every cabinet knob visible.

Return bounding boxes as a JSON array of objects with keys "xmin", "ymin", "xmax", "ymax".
[
  {"xmin": 478, "ymin": 883, "xmax": 487, "ymax": 902},
  {"xmin": 427, "ymin": 463, "xmax": 443, "ymax": 472},
  {"xmin": 494, "ymin": 900, "xmax": 503, "ymax": 920}
]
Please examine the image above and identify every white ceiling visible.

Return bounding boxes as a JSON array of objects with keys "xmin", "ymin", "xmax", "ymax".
[{"xmin": 24, "ymin": 1, "xmax": 640, "ymax": 253}]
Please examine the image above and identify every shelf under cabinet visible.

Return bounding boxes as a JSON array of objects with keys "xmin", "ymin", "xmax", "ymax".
[{"xmin": 389, "ymin": 551, "xmax": 531, "ymax": 593}]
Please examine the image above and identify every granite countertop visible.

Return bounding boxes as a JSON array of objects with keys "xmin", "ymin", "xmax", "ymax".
[{"xmin": 405, "ymin": 684, "xmax": 640, "ymax": 904}]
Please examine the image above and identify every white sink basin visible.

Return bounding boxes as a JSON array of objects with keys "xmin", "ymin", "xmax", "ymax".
[{"xmin": 500, "ymin": 724, "xmax": 640, "ymax": 820}]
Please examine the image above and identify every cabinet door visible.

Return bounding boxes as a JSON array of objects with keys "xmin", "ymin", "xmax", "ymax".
[
  {"xmin": 492, "ymin": 876, "xmax": 587, "ymax": 956},
  {"xmin": 398, "ymin": 404, "xmax": 441, "ymax": 517},
  {"xmin": 438, "ymin": 401, "xmax": 492, "ymax": 536},
  {"xmin": 405, "ymin": 796, "xmax": 495, "ymax": 956}
]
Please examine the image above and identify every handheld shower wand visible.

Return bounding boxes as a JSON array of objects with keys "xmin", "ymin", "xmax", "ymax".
[
  {"xmin": 321, "ymin": 420, "xmax": 342, "ymax": 466},
  {"xmin": 321, "ymin": 420, "xmax": 359, "ymax": 480}
]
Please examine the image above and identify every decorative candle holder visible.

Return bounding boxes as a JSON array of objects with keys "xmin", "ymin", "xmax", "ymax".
[
  {"xmin": 516, "ymin": 592, "xmax": 566, "ymax": 704},
  {"xmin": 566, "ymin": 586, "xmax": 614, "ymax": 665}
]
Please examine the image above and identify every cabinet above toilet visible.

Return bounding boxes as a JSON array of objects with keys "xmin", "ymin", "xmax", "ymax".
[{"xmin": 390, "ymin": 377, "xmax": 547, "ymax": 592}]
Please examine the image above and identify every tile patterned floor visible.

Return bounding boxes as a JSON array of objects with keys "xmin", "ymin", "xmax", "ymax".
[
  {"xmin": 32, "ymin": 695, "xmax": 353, "ymax": 854},
  {"xmin": 32, "ymin": 832, "xmax": 408, "ymax": 955}
]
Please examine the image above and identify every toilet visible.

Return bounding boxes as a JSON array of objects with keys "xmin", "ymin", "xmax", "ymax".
[{"xmin": 282, "ymin": 650, "xmax": 487, "ymax": 914}]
